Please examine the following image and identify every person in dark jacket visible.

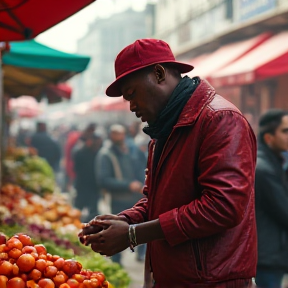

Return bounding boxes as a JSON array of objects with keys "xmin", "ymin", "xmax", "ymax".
[
  {"xmin": 73, "ymin": 133, "xmax": 103, "ymax": 222},
  {"xmin": 79, "ymin": 39, "xmax": 257, "ymax": 287},
  {"xmin": 95, "ymin": 124, "xmax": 143, "ymax": 264},
  {"xmin": 30, "ymin": 122, "xmax": 61, "ymax": 172},
  {"xmin": 255, "ymin": 109, "xmax": 288, "ymax": 288}
]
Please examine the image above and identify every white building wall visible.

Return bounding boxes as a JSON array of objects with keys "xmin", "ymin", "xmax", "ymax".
[
  {"xmin": 154, "ymin": 0, "xmax": 285, "ymax": 57},
  {"xmin": 154, "ymin": 0, "xmax": 233, "ymax": 54}
]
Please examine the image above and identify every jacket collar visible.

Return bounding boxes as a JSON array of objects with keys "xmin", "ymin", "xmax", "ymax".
[
  {"xmin": 176, "ymin": 79, "xmax": 215, "ymax": 127},
  {"xmin": 258, "ymin": 142, "xmax": 284, "ymax": 167}
]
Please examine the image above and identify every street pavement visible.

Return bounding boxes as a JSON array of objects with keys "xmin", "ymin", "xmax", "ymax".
[{"xmin": 121, "ymin": 248, "xmax": 145, "ymax": 288}]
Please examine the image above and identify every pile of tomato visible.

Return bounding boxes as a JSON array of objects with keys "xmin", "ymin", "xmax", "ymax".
[{"xmin": 0, "ymin": 233, "xmax": 110, "ymax": 288}]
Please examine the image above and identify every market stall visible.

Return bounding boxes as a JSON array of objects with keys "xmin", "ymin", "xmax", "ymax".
[
  {"xmin": 0, "ymin": 2, "xmax": 133, "ymax": 286},
  {"xmin": 0, "ymin": 148, "xmax": 131, "ymax": 288},
  {"xmin": 0, "ymin": 0, "xmax": 96, "ymax": 186}
]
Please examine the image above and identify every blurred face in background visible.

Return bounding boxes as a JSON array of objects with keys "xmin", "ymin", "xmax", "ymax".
[
  {"xmin": 110, "ymin": 130, "xmax": 126, "ymax": 146},
  {"xmin": 92, "ymin": 137, "xmax": 103, "ymax": 151},
  {"xmin": 265, "ymin": 115, "xmax": 288, "ymax": 153},
  {"xmin": 85, "ymin": 136, "xmax": 102, "ymax": 151}
]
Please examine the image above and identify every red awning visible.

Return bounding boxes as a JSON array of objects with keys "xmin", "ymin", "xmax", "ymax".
[
  {"xmin": 209, "ymin": 32, "xmax": 288, "ymax": 87},
  {"xmin": 103, "ymin": 98, "xmax": 129, "ymax": 111},
  {"xmin": 0, "ymin": 0, "xmax": 95, "ymax": 41},
  {"xmin": 186, "ymin": 32, "xmax": 271, "ymax": 79},
  {"xmin": 8, "ymin": 95, "xmax": 42, "ymax": 118},
  {"xmin": 43, "ymin": 83, "xmax": 73, "ymax": 104},
  {"xmin": 89, "ymin": 97, "xmax": 129, "ymax": 111}
]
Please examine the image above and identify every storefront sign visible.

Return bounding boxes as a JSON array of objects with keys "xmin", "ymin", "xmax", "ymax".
[{"xmin": 237, "ymin": 0, "xmax": 276, "ymax": 21}]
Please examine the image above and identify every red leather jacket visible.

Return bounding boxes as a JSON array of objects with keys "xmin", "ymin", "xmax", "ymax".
[{"xmin": 120, "ymin": 80, "xmax": 257, "ymax": 287}]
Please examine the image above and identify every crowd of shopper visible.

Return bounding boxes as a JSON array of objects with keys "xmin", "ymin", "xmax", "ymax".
[{"xmin": 14, "ymin": 119, "xmax": 149, "ymax": 265}]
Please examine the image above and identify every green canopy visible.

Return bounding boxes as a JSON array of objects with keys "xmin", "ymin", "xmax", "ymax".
[
  {"xmin": 2, "ymin": 40, "xmax": 91, "ymax": 99},
  {"xmin": 3, "ymin": 40, "xmax": 90, "ymax": 71}
]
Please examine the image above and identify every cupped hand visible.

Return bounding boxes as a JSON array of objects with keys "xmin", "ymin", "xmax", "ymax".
[
  {"xmin": 78, "ymin": 214, "xmax": 128, "ymax": 245},
  {"xmin": 85, "ymin": 219, "xmax": 130, "ymax": 256}
]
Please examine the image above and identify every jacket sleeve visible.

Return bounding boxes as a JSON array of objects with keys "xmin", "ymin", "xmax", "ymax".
[
  {"xmin": 95, "ymin": 150, "xmax": 130, "ymax": 193},
  {"xmin": 118, "ymin": 197, "xmax": 149, "ymax": 224},
  {"xmin": 255, "ymin": 163, "xmax": 288, "ymax": 229},
  {"xmin": 159, "ymin": 110, "xmax": 257, "ymax": 245}
]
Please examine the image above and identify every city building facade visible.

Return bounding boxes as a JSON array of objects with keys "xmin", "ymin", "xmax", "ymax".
[
  {"xmin": 154, "ymin": 0, "xmax": 288, "ymax": 131},
  {"xmin": 72, "ymin": 5, "xmax": 155, "ymax": 103}
]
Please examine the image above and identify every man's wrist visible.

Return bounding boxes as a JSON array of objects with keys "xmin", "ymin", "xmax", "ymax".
[{"xmin": 128, "ymin": 224, "xmax": 138, "ymax": 252}]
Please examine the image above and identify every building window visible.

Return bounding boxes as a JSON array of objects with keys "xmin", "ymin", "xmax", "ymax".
[{"xmin": 225, "ymin": 0, "xmax": 233, "ymax": 19}]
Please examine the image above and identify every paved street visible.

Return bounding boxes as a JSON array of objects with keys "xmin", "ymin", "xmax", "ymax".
[{"xmin": 121, "ymin": 248, "xmax": 145, "ymax": 288}]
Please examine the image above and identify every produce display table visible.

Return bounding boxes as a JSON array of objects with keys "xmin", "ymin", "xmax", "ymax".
[{"xmin": 0, "ymin": 147, "xmax": 131, "ymax": 288}]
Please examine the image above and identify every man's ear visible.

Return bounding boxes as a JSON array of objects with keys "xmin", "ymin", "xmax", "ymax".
[
  {"xmin": 154, "ymin": 64, "xmax": 166, "ymax": 84},
  {"xmin": 264, "ymin": 133, "xmax": 273, "ymax": 146}
]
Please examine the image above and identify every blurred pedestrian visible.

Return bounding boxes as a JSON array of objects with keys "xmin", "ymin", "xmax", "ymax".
[
  {"xmin": 63, "ymin": 126, "xmax": 81, "ymax": 192},
  {"xmin": 30, "ymin": 121, "xmax": 61, "ymax": 172},
  {"xmin": 80, "ymin": 38, "xmax": 257, "ymax": 287},
  {"xmin": 73, "ymin": 134, "xmax": 103, "ymax": 222},
  {"xmin": 16, "ymin": 127, "xmax": 31, "ymax": 147},
  {"xmin": 95, "ymin": 124, "xmax": 144, "ymax": 264},
  {"xmin": 255, "ymin": 109, "xmax": 288, "ymax": 288}
]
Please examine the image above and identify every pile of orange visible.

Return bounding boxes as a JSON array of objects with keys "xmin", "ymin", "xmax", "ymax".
[{"xmin": 0, "ymin": 233, "xmax": 111, "ymax": 288}]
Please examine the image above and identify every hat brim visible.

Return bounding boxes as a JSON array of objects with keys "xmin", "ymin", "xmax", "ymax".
[{"xmin": 106, "ymin": 61, "xmax": 194, "ymax": 97}]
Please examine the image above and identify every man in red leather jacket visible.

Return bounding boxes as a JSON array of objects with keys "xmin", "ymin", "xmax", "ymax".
[{"xmin": 79, "ymin": 39, "xmax": 257, "ymax": 288}]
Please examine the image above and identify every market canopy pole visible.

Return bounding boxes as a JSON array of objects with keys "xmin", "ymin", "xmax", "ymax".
[{"xmin": 0, "ymin": 50, "xmax": 3, "ymax": 188}]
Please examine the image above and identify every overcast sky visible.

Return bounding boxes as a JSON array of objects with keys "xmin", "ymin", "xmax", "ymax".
[{"xmin": 36, "ymin": 0, "xmax": 149, "ymax": 54}]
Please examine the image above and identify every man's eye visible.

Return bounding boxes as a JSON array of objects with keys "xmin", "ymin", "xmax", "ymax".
[{"xmin": 126, "ymin": 92, "xmax": 135, "ymax": 101}]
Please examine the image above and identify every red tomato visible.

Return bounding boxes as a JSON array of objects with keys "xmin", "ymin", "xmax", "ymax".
[
  {"xmin": 91, "ymin": 272, "xmax": 105, "ymax": 283},
  {"xmin": 53, "ymin": 257, "xmax": 64, "ymax": 270},
  {"xmin": 72, "ymin": 273, "xmax": 86, "ymax": 283},
  {"xmin": 29, "ymin": 268, "xmax": 42, "ymax": 281},
  {"xmin": 16, "ymin": 253, "xmax": 36, "ymax": 272},
  {"xmin": 59, "ymin": 284, "xmax": 70, "ymax": 288},
  {"xmin": 35, "ymin": 259, "xmax": 47, "ymax": 273},
  {"xmin": 12, "ymin": 263, "xmax": 20, "ymax": 275},
  {"xmin": 27, "ymin": 279, "xmax": 40, "ymax": 288},
  {"xmin": 34, "ymin": 244, "xmax": 47, "ymax": 255},
  {"xmin": 38, "ymin": 278, "xmax": 55, "ymax": 288},
  {"xmin": 8, "ymin": 248, "xmax": 22, "ymax": 259},
  {"xmin": 6, "ymin": 277, "xmax": 25, "ymax": 288},
  {"xmin": 22, "ymin": 246, "xmax": 37, "ymax": 254},
  {"xmin": 53, "ymin": 272, "xmax": 66, "ymax": 287},
  {"xmin": 44, "ymin": 265, "xmax": 58, "ymax": 278},
  {"xmin": 17, "ymin": 234, "xmax": 33, "ymax": 246},
  {"xmin": 0, "ymin": 260, "xmax": 13, "ymax": 276},
  {"xmin": 90, "ymin": 278, "xmax": 101, "ymax": 288},
  {"xmin": 62, "ymin": 259, "xmax": 82, "ymax": 277},
  {"xmin": 6, "ymin": 238, "xmax": 23, "ymax": 251},
  {"xmin": 0, "ymin": 275, "xmax": 8, "ymax": 287},
  {"xmin": 67, "ymin": 278, "xmax": 80, "ymax": 288}
]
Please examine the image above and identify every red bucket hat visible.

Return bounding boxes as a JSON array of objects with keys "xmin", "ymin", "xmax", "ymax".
[{"xmin": 106, "ymin": 39, "xmax": 194, "ymax": 97}]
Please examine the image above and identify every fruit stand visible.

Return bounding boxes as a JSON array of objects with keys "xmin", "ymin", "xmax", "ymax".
[
  {"xmin": 0, "ymin": 146, "xmax": 131, "ymax": 288},
  {"xmin": 0, "ymin": 2, "xmax": 133, "ymax": 285}
]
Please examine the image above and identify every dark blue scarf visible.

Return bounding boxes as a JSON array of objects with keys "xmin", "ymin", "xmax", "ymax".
[{"xmin": 143, "ymin": 76, "xmax": 200, "ymax": 140}]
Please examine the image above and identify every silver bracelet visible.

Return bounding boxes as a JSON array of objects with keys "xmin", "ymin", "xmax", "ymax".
[{"xmin": 128, "ymin": 224, "xmax": 138, "ymax": 252}]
